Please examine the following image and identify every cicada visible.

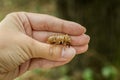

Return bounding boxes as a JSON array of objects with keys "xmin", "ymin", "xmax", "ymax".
[
  {"xmin": 47, "ymin": 34, "xmax": 71, "ymax": 55},
  {"xmin": 47, "ymin": 34, "xmax": 71, "ymax": 47}
]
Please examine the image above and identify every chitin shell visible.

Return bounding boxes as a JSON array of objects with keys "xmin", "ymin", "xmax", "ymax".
[{"xmin": 47, "ymin": 34, "xmax": 71, "ymax": 47}]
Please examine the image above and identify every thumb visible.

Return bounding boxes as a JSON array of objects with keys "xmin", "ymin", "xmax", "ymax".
[{"xmin": 26, "ymin": 36, "xmax": 76, "ymax": 61}]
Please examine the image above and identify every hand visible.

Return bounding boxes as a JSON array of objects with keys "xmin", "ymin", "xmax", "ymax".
[{"xmin": 0, "ymin": 12, "xmax": 90, "ymax": 80}]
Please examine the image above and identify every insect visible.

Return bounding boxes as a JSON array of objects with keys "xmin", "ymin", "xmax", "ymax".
[
  {"xmin": 47, "ymin": 34, "xmax": 71, "ymax": 47},
  {"xmin": 47, "ymin": 34, "xmax": 71, "ymax": 55}
]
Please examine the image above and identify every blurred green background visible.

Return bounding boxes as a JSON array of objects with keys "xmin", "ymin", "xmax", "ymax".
[{"xmin": 0, "ymin": 0, "xmax": 120, "ymax": 80}]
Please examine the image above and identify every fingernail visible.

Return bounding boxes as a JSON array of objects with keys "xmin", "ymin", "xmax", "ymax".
[
  {"xmin": 62, "ymin": 47, "xmax": 76, "ymax": 59},
  {"xmin": 83, "ymin": 27, "xmax": 87, "ymax": 33}
]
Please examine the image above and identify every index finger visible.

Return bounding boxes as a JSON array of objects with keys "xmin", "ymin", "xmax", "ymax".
[{"xmin": 19, "ymin": 12, "xmax": 86, "ymax": 35}]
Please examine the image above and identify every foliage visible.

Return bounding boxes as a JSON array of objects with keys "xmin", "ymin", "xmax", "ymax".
[
  {"xmin": 102, "ymin": 66, "xmax": 118, "ymax": 80},
  {"xmin": 82, "ymin": 68, "xmax": 94, "ymax": 80}
]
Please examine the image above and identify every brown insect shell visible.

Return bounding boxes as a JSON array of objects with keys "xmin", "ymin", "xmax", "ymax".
[{"xmin": 47, "ymin": 34, "xmax": 71, "ymax": 46}]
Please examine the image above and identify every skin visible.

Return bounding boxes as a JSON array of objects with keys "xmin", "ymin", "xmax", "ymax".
[{"xmin": 0, "ymin": 12, "xmax": 90, "ymax": 80}]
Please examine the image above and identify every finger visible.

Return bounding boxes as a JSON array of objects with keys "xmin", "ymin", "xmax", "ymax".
[
  {"xmin": 73, "ymin": 45, "xmax": 88, "ymax": 54},
  {"xmin": 17, "ymin": 12, "xmax": 86, "ymax": 35},
  {"xmin": 33, "ymin": 31, "xmax": 90, "ymax": 46},
  {"xmin": 33, "ymin": 31, "xmax": 55, "ymax": 42},
  {"xmin": 71, "ymin": 34, "xmax": 90, "ymax": 46}
]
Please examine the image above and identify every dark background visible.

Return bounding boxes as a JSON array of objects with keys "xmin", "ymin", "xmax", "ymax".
[{"xmin": 0, "ymin": 0, "xmax": 120, "ymax": 80}]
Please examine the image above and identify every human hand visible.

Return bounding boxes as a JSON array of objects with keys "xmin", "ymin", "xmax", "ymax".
[{"xmin": 0, "ymin": 12, "xmax": 90, "ymax": 80}]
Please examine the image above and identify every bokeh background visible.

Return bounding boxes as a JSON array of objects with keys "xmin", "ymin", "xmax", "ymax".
[{"xmin": 0, "ymin": 0, "xmax": 120, "ymax": 80}]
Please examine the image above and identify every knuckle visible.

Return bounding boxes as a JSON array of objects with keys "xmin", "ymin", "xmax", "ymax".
[
  {"xmin": 6, "ymin": 12, "xmax": 17, "ymax": 18},
  {"xmin": 6, "ymin": 12, "xmax": 26, "ymax": 19},
  {"xmin": 49, "ymin": 46, "xmax": 62, "ymax": 59}
]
